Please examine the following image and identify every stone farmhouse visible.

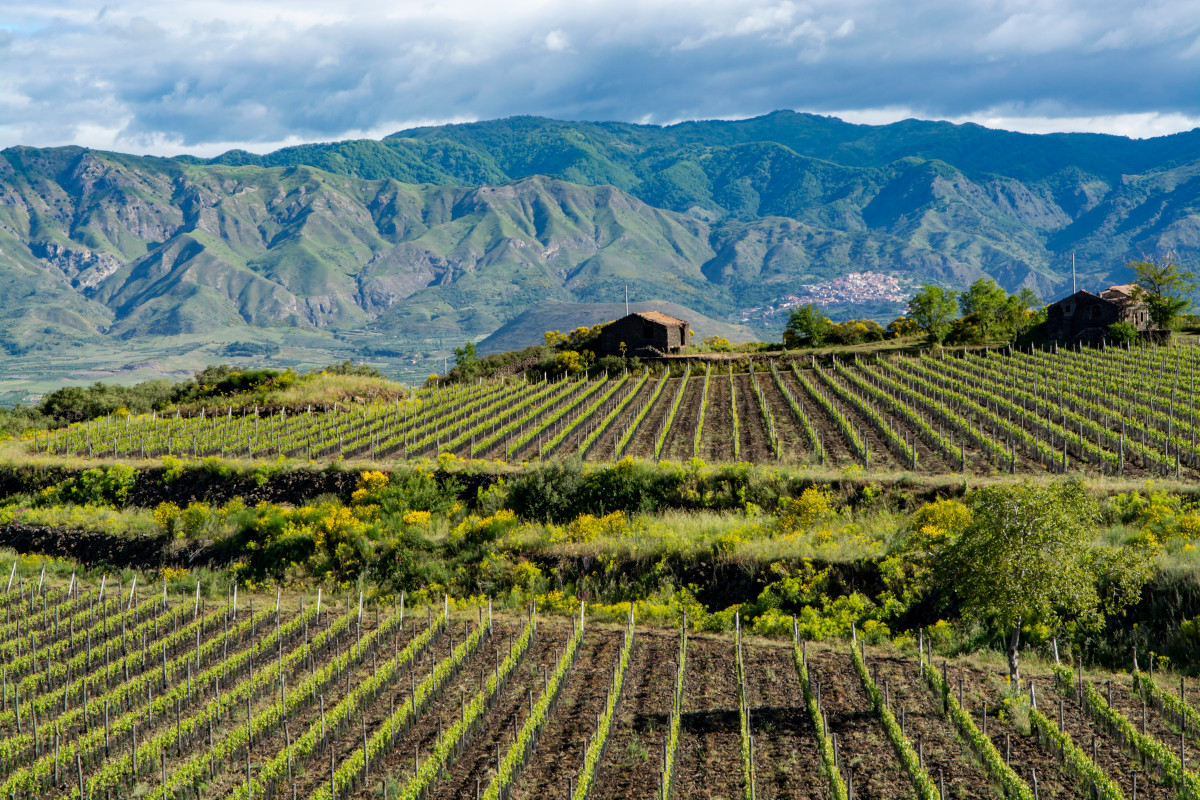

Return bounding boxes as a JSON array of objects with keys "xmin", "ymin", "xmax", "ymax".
[
  {"xmin": 1044, "ymin": 285, "xmax": 1151, "ymax": 344},
  {"xmin": 597, "ymin": 311, "xmax": 690, "ymax": 357}
]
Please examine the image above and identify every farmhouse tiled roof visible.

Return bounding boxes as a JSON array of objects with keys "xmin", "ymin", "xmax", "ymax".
[
  {"xmin": 1099, "ymin": 284, "xmax": 1137, "ymax": 301},
  {"xmin": 630, "ymin": 311, "xmax": 688, "ymax": 326}
]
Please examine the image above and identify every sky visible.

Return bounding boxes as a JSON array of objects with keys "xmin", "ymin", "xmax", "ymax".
[{"xmin": 1, "ymin": 0, "xmax": 1198, "ymax": 157}]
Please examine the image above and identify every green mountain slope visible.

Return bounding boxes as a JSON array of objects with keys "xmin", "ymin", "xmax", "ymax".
[{"xmin": 0, "ymin": 111, "xmax": 1198, "ymax": 387}]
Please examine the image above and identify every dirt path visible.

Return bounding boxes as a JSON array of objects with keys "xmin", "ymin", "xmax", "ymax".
[
  {"xmin": 744, "ymin": 642, "xmax": 826, "ymax": 800},
  {"xmin": 589, "ymin": 630, "xmax": 680, "ymax": 800},
  {"xmin": 807, "ymin": 649, "xmax": 913, "ymax": 800},
  {"xmin": 674, "ymin": 637, "xmax": 745, "ymax": 800},
  {"xmin": 508, "ymin": 629, "xmax": 622, "ymax": 799},
  {"xmin": 701, "ymin": 372, "xmax": 735, "ymax": 463}
]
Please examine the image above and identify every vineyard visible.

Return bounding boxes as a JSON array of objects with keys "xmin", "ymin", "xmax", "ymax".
[
  {"xmin": 32, "ymin": 345, "xmax": 1200, "ymax": 476},
  {"xmin": 0, "ymin": 575, "xmax": 1197, "ymax": 800}
]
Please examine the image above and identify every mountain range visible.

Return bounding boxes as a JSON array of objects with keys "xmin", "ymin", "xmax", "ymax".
[{"xmin": 2, "ymin": 111, "xmax": 1199, "ymax": 384}]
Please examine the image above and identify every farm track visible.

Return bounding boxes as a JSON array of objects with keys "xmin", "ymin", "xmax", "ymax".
[
  {"xmin": 808, "ymin": 650, "xmax": 912, "ymax": 800},
  {"xmin": 744, "ymin": 643, "xmax": 825, "ymax": 800},
  {"xmin": 662, "ymin": 380, "xmax": 704, "ymax": 462},
  {"xmin": 701, "ymin": 375, "xmax": 734, "ymax": 463},
  {"xmin": 507, "ymin": 629, "xmax": 621, "ymax": 799},
  {"xmin": 734, "ymin": 373, "xmax": 773, "ymax": 464},
  {"xmin": 588, "ymin": 631, "xmax": 678, "ymax": 800},
  {"xmin": 869, "ymin": 656, "xmax": 994, "ymax": 800},
  {"xmin": 625, "ymin": 378, "xmax": 682, "ymax": 460},
  {"xmin": 674, "ymin": 637, "xmax": 745, "ymax": 800},
  {"xmin": 427, "ymin": 624, "xmax": 566, "ymax": 800}
]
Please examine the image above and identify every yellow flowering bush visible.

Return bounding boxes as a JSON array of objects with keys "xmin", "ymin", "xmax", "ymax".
[
  {"xmin": 904, "ymin": 498, "xmax": 972, "ymax": 555},
  {"xmin": 402, "ymin": 510, "xmax": 432, "ymax": 528},
  {"xmin": 549, "ymin": 511, "xmax": 629, "ymax": 544},
  {"xmin": 776, "ymin": 485, "xmax": 835, "ymax": 533},
  {"xmin": 180, "ymin": 502, "xmax": 211, "ymax": 538},
  {"xmin": 352, "ymin": 470, "xmax": 389, "ymax": 505},
  {"xmin": 154, "ymin": 501, "xmax": 182, "ymax": 537}
]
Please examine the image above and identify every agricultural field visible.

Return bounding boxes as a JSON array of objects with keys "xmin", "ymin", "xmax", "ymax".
[
  {"xmin": 33, "ymin": 345, "xmax": 1200, "ymax": 478},
  {"xmin": 1, "ymin": 572, "xmax": 1199, "ymax": 800}
]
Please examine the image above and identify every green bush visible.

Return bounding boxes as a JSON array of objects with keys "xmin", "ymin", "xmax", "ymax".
[
  {"xmin": 375, "ymin": 468, "xmax": 463, "ymax": 517},
  {"xmin": 505, "ymin": 459, "xmax": 587, "ymax": 523},
  {"xmin": 1107, "ymin": 321, "xmax": 1140, "ymax": 345},
  {"xmin": 53, "ymin": 465, "xmax": 138, "ymax": 506}
]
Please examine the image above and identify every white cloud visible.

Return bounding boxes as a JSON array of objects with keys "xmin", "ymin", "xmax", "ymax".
[
  {"xmin": 0, "ymin": 0, "xmax": 1195, "ymax": 154},
  {"xmin": 826, "ymin": 106, "xmax": 1200, "ymax": 140},
  {"xmin": 544, "ymin": 29, "xmax": 570, "ymax": 52}
]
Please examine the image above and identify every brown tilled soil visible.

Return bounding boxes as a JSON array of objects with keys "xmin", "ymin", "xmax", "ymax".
[
  {"xmin": 806, "ymin": 649, "xmax": 913, "ymax": 800},
  {"xmin": 824, "ymin": 371, "xmax": 949, "ymax": 472},
  {"xmin": 700, "ymin": 372, "xmax": 735, "ymax": 463},
  {"xmin": 781, "ymin": 371, "xmax": 856, "ymax": 468},
  {"xmin": 1038, "ymin": 672, "xmax": 1174, "ymax": 800},
  {"xmin": 674, "ymin": 636, "xmax": 746, "ymax": 800},
  {"xmin": 743, "ymin": 642, "xmax": 826, "ymax": 800},
  {"xmin": 342, "ymin": 621, "xmax": 539, "ymax": 799},
  {"xmin": 756, "ymin": 370, "xmax": 816, "ymax": 463},
  {"xmin": 733, "ymin": 373, "xmax": 775, "ymax": 465},
  {"xmin": 508, "ymin": 628, "xmax": 622, "ymax": 799},
  {"xmin": 588, "ymin": 631, "xmax": 680, "ymax": 800},
  {"xmin": 427, "ymin": 623, "xmax": 569, "ymax": 800},
  {"xmin": 1088, "ymin": 674, "xmax": 1197, "ymax": 765},
  {"xmin": 123, "ymin": 606, "xmax": 396, "ymax": 796},
  {"xmin": 271, "ymin": 620, "xmax": 475, "ymax": 800},
  {"xmin": 662, "ymin": 379, "xmax": 705, "ymax": 462},
  {"xmin": 869, "ymin": 655, "xmax": 994, "ymax": 800},
  {"xmin": 587, "ymin": 377, "xmax": 661, "ymax": 460},
  {"xmin": 625, "ymin": 377, "xmax": 681, "ymax": 460}
]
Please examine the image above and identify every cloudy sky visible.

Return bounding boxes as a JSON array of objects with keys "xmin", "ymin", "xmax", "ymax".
[{"xmin": 2, "ymin": 0, "xmax": 1198, "ymax": 156}]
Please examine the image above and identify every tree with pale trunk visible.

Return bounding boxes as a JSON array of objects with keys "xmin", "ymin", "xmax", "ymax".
[{"xmin": 937, "ymin": 480, "xmax": 1150, "ymax": 686}]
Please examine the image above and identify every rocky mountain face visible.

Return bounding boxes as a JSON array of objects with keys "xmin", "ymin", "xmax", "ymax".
[{"xmin": 1, "ymin": 112, "xmax": 1198, "ymax": 357}]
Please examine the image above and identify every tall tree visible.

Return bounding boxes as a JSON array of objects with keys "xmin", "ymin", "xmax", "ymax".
[
  {"xmin": 936, "ymin": 480, "xmax": 1149, "ymax": 685},
  {"xmin": 784, "ymin": 304, "xmax": 832, "ymax": 348},
  {"xmin": 958, "ymin": 279, "xmax": 1010, "ymax": 340},
  {"xmin": 1130, "ymin": 254, "xmax": 1197, "ymax": 330},
  {"xmin": 907, "ymin": 286, "xmax": 958, "ymax": 344},
  {"xmin": 453, "ymin": 341, "xmax": 482, "ymax": 380}
]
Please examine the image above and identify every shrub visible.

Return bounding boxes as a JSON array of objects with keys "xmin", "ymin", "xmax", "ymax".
[
  {"xmin": 506, "ymin": 459, "xmax": 586, "ymax": 523},
  {"xmin": 1108, "ymin": 321, "xmax": 1140, "ymax": 345},
  {"xmin": 54, "ymin": 465, "xmax": 137, "ymax": 506},
  {"xmin": 374, "ymin": 468, "xmax": 462, "ymax": 517},
  {"xmin": 776, "ymin": 486, "xmax": 835, "ymax": 533}
]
